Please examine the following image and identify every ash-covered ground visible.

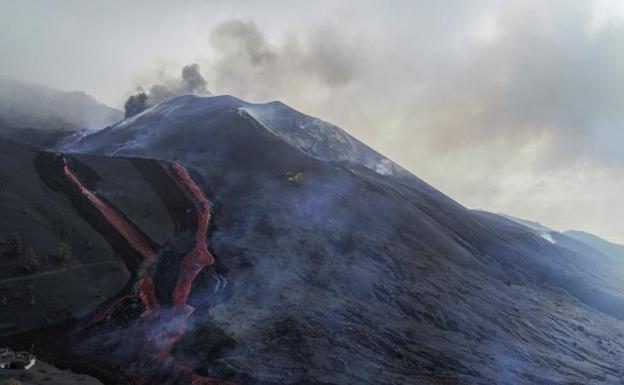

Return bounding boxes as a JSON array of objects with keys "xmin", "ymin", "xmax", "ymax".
[{"xmin": 1, "ymin": 95, "xmax": 624, "ymax": 384}]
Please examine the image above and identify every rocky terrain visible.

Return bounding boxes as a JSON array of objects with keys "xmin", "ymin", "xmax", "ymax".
[{"xmin": 1, "ymin": 94, "xmax": 624, "ymax": 384}]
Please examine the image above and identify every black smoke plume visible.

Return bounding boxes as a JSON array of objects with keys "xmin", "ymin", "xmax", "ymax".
[
  {"xmin": 124, "ymin": 92, "xmax": 149, "ymax": 119},
  {"xmin": 124, "ymin": 64, "xmax": 210, "ymax": 118}
]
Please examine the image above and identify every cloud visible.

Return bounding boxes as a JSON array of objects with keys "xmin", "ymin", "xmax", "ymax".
[
  {"xmin": 197, "ymin": 7, "xmax": 623, "ymax": 241},
  {"xmin": 424, "ymin": 3, "xmax": 614, "ymax": 168},
  {"xmin": 204, "ymin": 20, "xmax": 361, "ymax": 102}
]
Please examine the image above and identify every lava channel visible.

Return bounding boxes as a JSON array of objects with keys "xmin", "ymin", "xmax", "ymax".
[
  {"xmin": 63, "ymin": 157, "xmax": 160, "ymax": 316},
  {"xmin": 160, "ymin": 162, "xmax": 216, "ymax": 308},
  {"xmin": 61, "ymin": 156, "xmax": 235, "ymax": 385}
]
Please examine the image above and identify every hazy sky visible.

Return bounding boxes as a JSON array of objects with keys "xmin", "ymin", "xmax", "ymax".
[{"xmin": 2, "ymin": 0, "xmax": 623, "ymax": 242}]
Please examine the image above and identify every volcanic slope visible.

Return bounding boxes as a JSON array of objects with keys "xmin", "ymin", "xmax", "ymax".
[
  {"xmin": 0, "ymin": 80, "xmax": 122, "ymax": 150},
  {"xmin": 482, "ymin": 211, "xmax": 624, "ymax": 270},
  {"xmin": 0, "ymin": 139, "xmax": 130, "ymax": 335},
  {"xmin": 1, "ymin": 142, "xmax": 236, "ymax": 384},
  {"xmin": 0, "ymin": 79, "xmax": 122, "ymax": 131},
  {"xmin": 565, "ymin": 230, "xmax": 624, "ymax": 261},
  {"xmin": 47, "ymin": 94, "xmax": 624, "ymax": 385}
]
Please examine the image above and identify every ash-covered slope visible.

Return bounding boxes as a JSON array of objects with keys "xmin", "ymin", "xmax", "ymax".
[
  {"xmin": 0, "ymin": 79, "xmax": 122, "ymax": 131},
  {"xmin": 0, "ymin": 139, "xmax": 128, "ymax": 336},
  {"xmin": 0, "ymin": 79, "xmax": 122, "ymax": 149},
  {"xmin": 67, "ymin": 95, "xmax": 420, "ymax": 184},
  {"xmin": 4, "ymin": 95, "xmax": 624, "ymax": 385},
  {"xmin": 565, "ymin": 230, "xmax": 624, "ymax": 261},
  {"xmin": 0, "ymin": 118, "xmax": 71, "ymax": 150},
  {"xmin": 486, "ymin": 212, "xmax": 624, "ymax": 269}
]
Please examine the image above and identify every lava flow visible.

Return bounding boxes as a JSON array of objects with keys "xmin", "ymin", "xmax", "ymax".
[
  {"xmin": 160, "ymin": 162, "xmax": 215, "ymax": 307},
  {"xmin": 60, "ymin": 156, "xmax": 235, "ymax": 385},
  {"xmin": 62, "ymin": 157, "xmax": 160, "ymax": 316}
]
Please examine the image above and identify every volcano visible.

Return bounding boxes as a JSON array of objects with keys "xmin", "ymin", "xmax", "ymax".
[{"xmin": 2, "ymin": 95, "xmax": 624, "ymax": 385}]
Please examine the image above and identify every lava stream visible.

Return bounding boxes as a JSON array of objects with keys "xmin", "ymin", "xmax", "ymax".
[
  {"xmin": 63, "ymin": 158, "xmax": 156, "ymax": 261},
  {"xmin": 62, "ymin": 156, "xmax": 235, "ymax": 385},
  {"xmin": 62, "ymin": 157, "xmax": 160, "ymax": 315},
  {"xmin": 160, "ymin": 162, "xmax": 215, "ymax": 307}
]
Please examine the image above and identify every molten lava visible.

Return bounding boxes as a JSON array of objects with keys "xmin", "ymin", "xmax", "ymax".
[
  {"xmin": 160, "ymin": 162, "xmax": 215, "ymax": 307},
  {"xmin": 63, "ymin": 157, "xmax": 160, "ymax": 315},
  {"xmin": 63, "ymin": 159, "xmax": 156, "ymax": 262},
  {"xmin": 60, "ymin": 156, "xmax": 235, "ymax": 385}
]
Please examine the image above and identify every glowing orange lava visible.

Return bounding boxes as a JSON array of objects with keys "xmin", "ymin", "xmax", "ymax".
[
  {"xmin": 61, "ymin": 156, "xmax": 235, "ymax": 385},
  {"xmin": 160, "ymin": 162, "xmax": 215, "ymax": 307}
]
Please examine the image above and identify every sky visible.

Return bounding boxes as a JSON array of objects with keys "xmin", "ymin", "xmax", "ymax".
[{"xmin": 1, "ymin": 0, "xmax": 623, "ymax": 243}]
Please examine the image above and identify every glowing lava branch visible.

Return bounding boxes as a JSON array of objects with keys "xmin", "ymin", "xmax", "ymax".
[
  {"xmin": 62, "ymin": 156, "xmax": 235, "ymax": 385},
  {"xmin": 140, "ymin": 161, "xmax": 236, "ymax": 385},
  {"xmin": 62, "ymin": 157, "xmax": 159, "ymax": 314},
  {"xmin": 160, "ymin": 162, "xmax": 216, "ymax": 307}
]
